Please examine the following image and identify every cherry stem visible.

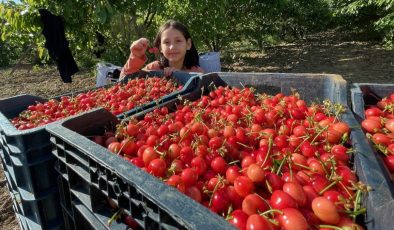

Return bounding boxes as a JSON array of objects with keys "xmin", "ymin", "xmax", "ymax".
[
  {"xmin": 293, "ymin": 162, "xmax": 316, "ymax": 171},
  {"xmin": 346, "ymin": 148, "xmax": 354, "ymax": 154},
  {"xmin": 107, "ymin": 209, "xmax": 122, "ymax": 227},
  {"xmin": 288, "ymin": 161, "xmax": 294, "ymax": 181},
  {"xmin": 315, "ymin": 152, "xmax": 330, "ymax": 176},
  {"xmin": 352, "ymin": 189, "xmax": 365, "ymax": 220},
  {"xmin": 276, "ymin": 156, "xmax": 287, "ymax": 175},
  {"xmin": 340, "ymin": 131, "xmax": 349, "ymax": 144},
  {"xmin": 318, "ymin": 225, "xmax": 342, "ymax": 230},
  {"xmin": 178, "ymin": 128, "xmax": 190, "ymax": 144},
  {"xmin": 116, "ymin": 142, "xmax": 126, "ymax": 156},
  {"xmin": 153, "ymin": 146, "xmax": 166, "ymax": 157},
  {"xmin": 260, "ymin": 209, "xmax": 283, "ymax": 216},
  {"xmin": 342, "ymin": 207, "xmax": 366, "ymax": 217},
  {"xmin": 236, "ymin": 141, "xmax": 253, "ymax": 149},
  {"xmin": 208, "ymin": 175, "xmax": 226, "ymax": 207},
  {"xmin": 261, "ymin": 137, "xmax": 273, "ymax": 168},
  {"xmin": 310, "ymin": 125, "xmax": 329, "ymax": 144},
  {"xmin": 225, "ymin": 205, "xmax": 234, "ymax": 220},
  {"xmin": 293, "ymin": 125, "xmax": 327, "ymax": 154},
  {"xmin": 339, "ymin": 181, "xmax": 353, "ymax": 198},
  {"xmin": 265, "ymin": 180, "xmax": 273, "ymax": 194},
  {"xmin": 268, "ymin": 219, "xmax": 279, "ymax": 226},
  {"xmin": 319, "ymin": 180, "xmax": 339, "ymax": 195}
]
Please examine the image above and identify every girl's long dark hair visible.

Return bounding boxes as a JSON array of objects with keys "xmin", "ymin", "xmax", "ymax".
[{"xmin": 153, "ymin": 20, "xmax": 199, "ymax": 69}]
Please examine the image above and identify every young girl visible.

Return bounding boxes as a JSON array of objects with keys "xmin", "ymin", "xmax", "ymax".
[{"xmin": 119, "ymin": 20, "xmax": 204, "ymax": 80}]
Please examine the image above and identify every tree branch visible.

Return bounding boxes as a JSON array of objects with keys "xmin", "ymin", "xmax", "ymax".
[{"xmin": 10, "ymin": 44, "xmax": 34, "ymax": 77}]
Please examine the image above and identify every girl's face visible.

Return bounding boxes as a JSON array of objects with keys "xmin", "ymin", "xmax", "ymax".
[{"xmin": 160, "ymin": 28, "xmax": 191, "ymax": 69}]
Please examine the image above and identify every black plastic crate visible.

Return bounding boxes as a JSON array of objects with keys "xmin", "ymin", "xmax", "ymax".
[
  {"xmin": 13, "ymin": 206, "xmax": 29, "ymax": 230},
  {"xmin": 120, "ymin": 70, "xmax": 200, "ymax": 117},
  {"xmin": 0, "ymin": 70, "xmax": 197, "ymax": 158},
  {"xmin": 1, "ymin": 141, "xmax": 58, "ymax": 198},
  {"xmin": 47, "ymin": 111, "xmax": 233, "ymax": 229},
  {"xmin": 1, "ymin": 150, "xmax": 64, "ymax": 230},
  {"xmin": 0, "ymin": 149, "xmax": 27, "ymax": 230},
  {"xmin": 0, "ymin": 70, "xmax": 198, "ymax": 166},
  {"xmin": 0, "ymin": 71, "xmax": 199, "ymax": 229},
  {"xmin": 57, "ymin": 174, "xmax": 127, "ymax": 230},
  {"xmin": 0, "ymin": 94, "xmax": 65, "ymax": 230}
]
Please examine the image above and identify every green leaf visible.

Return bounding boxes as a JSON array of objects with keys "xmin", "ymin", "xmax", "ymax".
[
  {"xmin": 38, "ymin": 46, "xmax": 45, "ymax": 59},
  {"xmin": 1, "ymin": 32, "xmax": 6, "ymax": 41},
  {"xmin": 95, "ymin": 5, "xmax": 108, "ymax": 24}
]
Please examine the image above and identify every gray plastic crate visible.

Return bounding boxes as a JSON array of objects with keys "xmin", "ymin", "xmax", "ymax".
[
  {"xmin": 196, "ymin": 74, "xmax": 392, "ymax": 230},
  {"xmin": 46, "ymin": 72, "xmax": 385, "ymax": 229},
  {"xmin": 349, "ymin": 83, "xmax": 394, "ymax": 228},
  {"xmin": 201, "ymin": 72, "xmax": 346, "ymax": 103},
  {"xmin": 46, "ymin": 72, "xmax": 394, "ymax": 229},
  {"xmin": 351, "ymin": 83, "xmax": 394, "ymax": 119}
]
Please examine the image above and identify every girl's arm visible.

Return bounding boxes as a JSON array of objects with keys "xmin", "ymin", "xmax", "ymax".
[{"xmin": 120, "ymin": 55, "xmax": 147, "ymax": 78}]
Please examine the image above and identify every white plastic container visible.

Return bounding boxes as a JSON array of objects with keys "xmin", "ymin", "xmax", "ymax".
[
  {"xmin": 95, "ymin": 62, "xmax": 121, "ymax": 87},
  {"xmin": 199, "ymin": 52, "xmax": 221, "ymax": 73}
]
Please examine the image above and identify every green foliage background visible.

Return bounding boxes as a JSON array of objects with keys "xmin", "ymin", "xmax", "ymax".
[{"xmin": 0, "ymin": 0, "xmax": 392, "ymax": 68}]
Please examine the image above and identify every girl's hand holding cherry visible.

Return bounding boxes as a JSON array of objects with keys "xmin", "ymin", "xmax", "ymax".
[{"xmin": 130, "ymin": 38, "xmax": 149, "ymax": 59}]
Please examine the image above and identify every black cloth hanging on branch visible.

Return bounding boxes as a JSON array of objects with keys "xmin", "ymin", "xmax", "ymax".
[{"xmin": 39, "ymin": 9, "xmax": 78, "ymax": 83}]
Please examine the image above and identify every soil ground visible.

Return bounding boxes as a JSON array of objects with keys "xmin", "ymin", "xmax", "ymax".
[
  {"xmin": 221, "ymin": 31, "xmax": 393, "ymax": 83},
  {"xmin": 0, "ymin": 30, "xmax": 393, "ymax": 230}
]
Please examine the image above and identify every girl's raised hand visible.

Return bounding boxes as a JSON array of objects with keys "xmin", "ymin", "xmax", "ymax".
[{"xmin": 130, "ymin": 38, "xmax": 149, "ymax": 58}]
